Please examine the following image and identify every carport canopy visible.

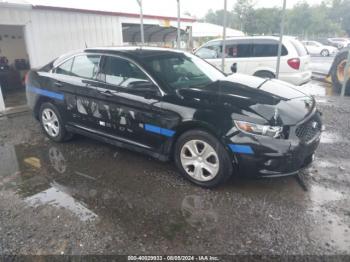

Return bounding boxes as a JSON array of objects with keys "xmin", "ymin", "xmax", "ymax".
[{"xmin": 122, "ymin": 23, "xmax": 186, "ymax": 43}]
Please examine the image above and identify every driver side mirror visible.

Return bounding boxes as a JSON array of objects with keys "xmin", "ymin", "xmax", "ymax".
[{"xmin": 127, "ymin": 81, "xmax": 160, "ymax": 97}]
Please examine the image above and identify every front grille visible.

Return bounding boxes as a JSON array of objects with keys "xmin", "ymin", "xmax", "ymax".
[{"xmin": 295, "ymin": 113, "xmax": 322, "ymax": 143}]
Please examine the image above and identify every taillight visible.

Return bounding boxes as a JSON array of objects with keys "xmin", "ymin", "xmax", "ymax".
[
  {"xmin": 24, "ymin": 72, "xmax": 29, "ymax": 84},
  {"xmin": 287, "ymin": 58, "xmax": 300, "ymax": 70}
]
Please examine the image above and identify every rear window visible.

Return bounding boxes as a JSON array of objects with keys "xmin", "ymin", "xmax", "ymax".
[
  {"xmin": 252, "ymin": 44, "xmax": 288, "ymax": 57},
  {"xmin": 289, "ymin": 39, "xmax": 308, "ymax": 56},
  {"xmin": 71, "ymin": 55, "xmax": 100, "ymax": 79}
]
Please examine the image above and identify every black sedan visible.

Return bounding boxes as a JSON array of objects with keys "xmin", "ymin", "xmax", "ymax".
[{"xmin": 26, "ymin": 47, "xmax": 322, "ymax": 188}]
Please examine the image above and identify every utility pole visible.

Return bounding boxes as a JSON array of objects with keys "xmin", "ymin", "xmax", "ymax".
[
  {"xmin": 221, "ymin": 0, "xmax": 227, "ymax": 72},
  {"xmin": 136, "ymin": 0, "xmax": 145, "ymax": 44},
  {"xmin": 177, "ymin": 0, "xmax": 181, "ymax": 49},
  {"xmin": 276, "ymin": 0, "xmax": 287, "ymax": 79},
  {"xmin": 0, "ymin": 84, "xmax": 5, "ymax": 112}
]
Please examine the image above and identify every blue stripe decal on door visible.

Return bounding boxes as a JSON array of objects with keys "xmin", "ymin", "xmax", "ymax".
[
  {"xmin": 144, "ymin": 124, "xmax": 175, "ymax": 137},
  {"xmin": 28, "ymin": 86, "xmax": 64, "ymax": 101},
  {"xmin": 229, "ymin": 144, "xmax": 254, "ymax": 154}
]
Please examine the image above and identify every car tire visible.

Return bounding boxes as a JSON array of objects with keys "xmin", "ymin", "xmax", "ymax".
[
  {"xmin": 174, "ymin": 129, "xmax": 233, "ymax": 188},
  {"xmin": 330, "ymin": 50, "xmax": 350, "ymax": 95},
  {"xmin": 321, "ymin": 49, "xmax": 329, "ymax": 57},
  {"xmin": 253, "ymin": 71, "xmax": 275, "ymax": 79},
  {"xmin": 39, "ymin": 102, "xmax": 73, "ymax": 142}
]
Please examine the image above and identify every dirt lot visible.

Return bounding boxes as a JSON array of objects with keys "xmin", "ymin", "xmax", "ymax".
[{"xmin": 0, "ymin": 95, "xmax": 349, "ymax": 256}]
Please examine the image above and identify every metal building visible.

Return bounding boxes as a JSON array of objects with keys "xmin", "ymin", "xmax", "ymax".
[{"xmin": 0, "ymin": 0, "xmax": 195, "ymax": 110}]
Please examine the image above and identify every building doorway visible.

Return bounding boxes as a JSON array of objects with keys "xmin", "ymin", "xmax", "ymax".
[{"xmin": 0, "ymin": 24, "xmax": 30, "ymax": 109}]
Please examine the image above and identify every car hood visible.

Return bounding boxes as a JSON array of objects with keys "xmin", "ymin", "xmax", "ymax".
[
  {"xmin": 219, "ymin": 74, "xmax": 315, "ymax": 126},
  {"xmin": 176, "ymin": 74, "xmax": 315, "ymax": 126}
]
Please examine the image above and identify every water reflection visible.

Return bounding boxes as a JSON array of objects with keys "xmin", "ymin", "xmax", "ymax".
[
  {"xmin": 0, "ymin": 143, "xmax": 97, "ymax": 222},
  {"xmin": 0, "ymin": 140, "xmax": 349, "ymax": 252},
  {"xmin": 181, "ymin": 195, "xmax": 218, "ymax": 230},
  {"xmin": 0, "ymin": 144, "xmax": 19, "ymax": 177},
  {"xmin": 49, "ymin": 147, "xmax": 67, "ymax": 174},
  {"xmin": 25, "ymin": 181, "xmax": 98, "ymax": 221}
]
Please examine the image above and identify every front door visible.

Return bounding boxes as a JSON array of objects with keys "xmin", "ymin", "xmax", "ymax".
[{"xmin": 92, "ymin": 55, "xmax": 167, "ymax": 151}]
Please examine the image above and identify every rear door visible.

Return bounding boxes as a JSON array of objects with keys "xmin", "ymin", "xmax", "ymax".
[
  {"xmin": 65, "ymin": 54, "xmax": 102, "ymax": 130},
  {"xmin": 225, "ymin": 39, "xmax": 251, "ymax": 74},
  {"xmin": 46, "ymin": 56, "xmax": 90, "ymax": 125},
  {"xmin": 246, "ymin": 39, "xmax": 287, "ymax": 75}
]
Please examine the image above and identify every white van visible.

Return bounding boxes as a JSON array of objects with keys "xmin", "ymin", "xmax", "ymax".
[{"xmin": 194, "ymin": 36, "xmax": 311, "ymax": 86}]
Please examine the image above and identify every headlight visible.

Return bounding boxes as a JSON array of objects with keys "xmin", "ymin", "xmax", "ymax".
[{"xmin": 234, "ymin": 120, "xmax": 283, "ymax": 138}]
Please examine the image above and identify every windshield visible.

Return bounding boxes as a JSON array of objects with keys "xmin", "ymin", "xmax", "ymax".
[{"xmin": 143, "ymin": 52, "xmax": 225, "ymax": 90}]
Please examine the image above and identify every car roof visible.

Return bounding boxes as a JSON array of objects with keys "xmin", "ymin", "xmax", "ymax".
[
  {"xmin": 205, "ymin": 35, "xmax": 299, "ymax": 44},
  {"xmin": 54, "ymin": 46, "xmax": 185, "ymax": 66},
  {"xmin": 85, "ymin": 46, "xmax": 184, "ymax": 57}
]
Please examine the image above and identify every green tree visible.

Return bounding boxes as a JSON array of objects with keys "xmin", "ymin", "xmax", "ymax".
[
  {"xmin": 247, "ymin": 8, "xmax": 281, "ymax": 35},
  {"xmin": 330, "ymin": 0, "xmax": 350, "ymax": 35},
  {"xmin": 285, "ymin": 2, "xmax": 313, "ymax": 36},
  {"xmin": 233, "ymin": 0, "xmax": 254, "ymax": 32},
  {"xmin": 202, "ymin": 0, "xmax": 347, "ymax": 37},
  {"xmin": 203, "ymin": 9, "xmax": 239, "ymax": 29}
]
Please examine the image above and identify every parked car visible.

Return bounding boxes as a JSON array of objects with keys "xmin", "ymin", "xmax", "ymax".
[
  {"xmin": 26, "ymin": 47, "xmax": 322, "ymax": 188},
  {"xmin": 302, "ymin": 40, "xmax": 338, "ymax": 56},
  {"xmin": 194, "ymin": 36, "xmax": 311, "ymax": 86},
  {"xmin": 327, "ymin": 38, "xmax": 350, "ymax": 49}
]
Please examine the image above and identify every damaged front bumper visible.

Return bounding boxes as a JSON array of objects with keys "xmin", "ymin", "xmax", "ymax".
[{"xmin": 226, "ymin": 115, "xmax": 322, "ymax": 178}]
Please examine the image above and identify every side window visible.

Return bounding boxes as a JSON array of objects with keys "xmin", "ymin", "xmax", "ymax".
[
  {"xmin": 226, "ymin": 44, "xmax": 238, "ymax": 58},
  {"xmin": 237, "ymin": 44, "xmax": 252, "ymax": 58},
  {"xmin": 99, "ymin": 56, "xmax": 150, "ymax": 88},
  {"xmin": 252, "ymin": 44, "xmax": 288, "ymax": 57},
  {"xmin": 55, "ymin": 58, "xmax": 73, "ymax": 75},
  {"xmin": 195, "ymin": 47, "xmax": 218, "ymax": 59},
  {"xmin": 70, "ymin": 55, "xmax": 100, "ymax": 79},
  {"xmin": 196, "ymin": 42, "xmax": 222, "ymax": 59}
]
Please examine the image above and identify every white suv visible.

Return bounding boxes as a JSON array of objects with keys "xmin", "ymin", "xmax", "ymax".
[{"xmin": 194, "ymin": 36, "xmax": 311, "ymax": 86}]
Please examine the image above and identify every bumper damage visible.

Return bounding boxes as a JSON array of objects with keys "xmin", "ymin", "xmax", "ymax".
[{"xmin": 227, "ymin": 124, "xmax": 321, "ymax": 178}]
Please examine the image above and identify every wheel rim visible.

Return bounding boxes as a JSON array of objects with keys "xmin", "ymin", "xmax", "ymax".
[
  {"xmin": 42, "ymin": 108, "xmax": 60, "ymax": 137},
  {"xmin": 49, "ymin": 147, "xmax": 66, "ymax": 173},
  {"xmin": 180, "ymin": 140, "xmax": 219, "ymax": 182},
  {"xmin": 321, "ymin": 50, "xmax": 328, "ymax": 56}
]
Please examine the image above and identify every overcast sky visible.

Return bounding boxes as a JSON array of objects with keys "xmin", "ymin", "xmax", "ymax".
[
  {"xmin": 179, "ymin": 0, "xmax": 326, "ymax": 18},
  {"xmin": 28, "ymin": 0, "xmax": 326, "ymax": 19}
]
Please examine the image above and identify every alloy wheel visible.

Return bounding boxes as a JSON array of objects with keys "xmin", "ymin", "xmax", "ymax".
[
  {"xmin": 321, "ymin": 50, "xmax": 329, "ymax": 57},
  {"xmin": 180, "ymin": 140, "xmax": 219, "ymax": 182},
  {"xmin": 42, "ymin": 108, "xmax": 60, "ymax": 137}
]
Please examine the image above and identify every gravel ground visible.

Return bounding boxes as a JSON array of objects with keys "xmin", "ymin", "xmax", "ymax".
[{"xmin": 0, "ymin": 95, "xmax": 349, "ymax": 256}]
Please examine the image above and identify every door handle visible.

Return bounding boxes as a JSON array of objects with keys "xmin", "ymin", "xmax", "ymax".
[
  {"xmin": 100, "ymin": 90, "xmax": 113, "ymax": 97},
  {"xmin": 54, "ymin": 81, "xmax": 63, "ymax": 87}
]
